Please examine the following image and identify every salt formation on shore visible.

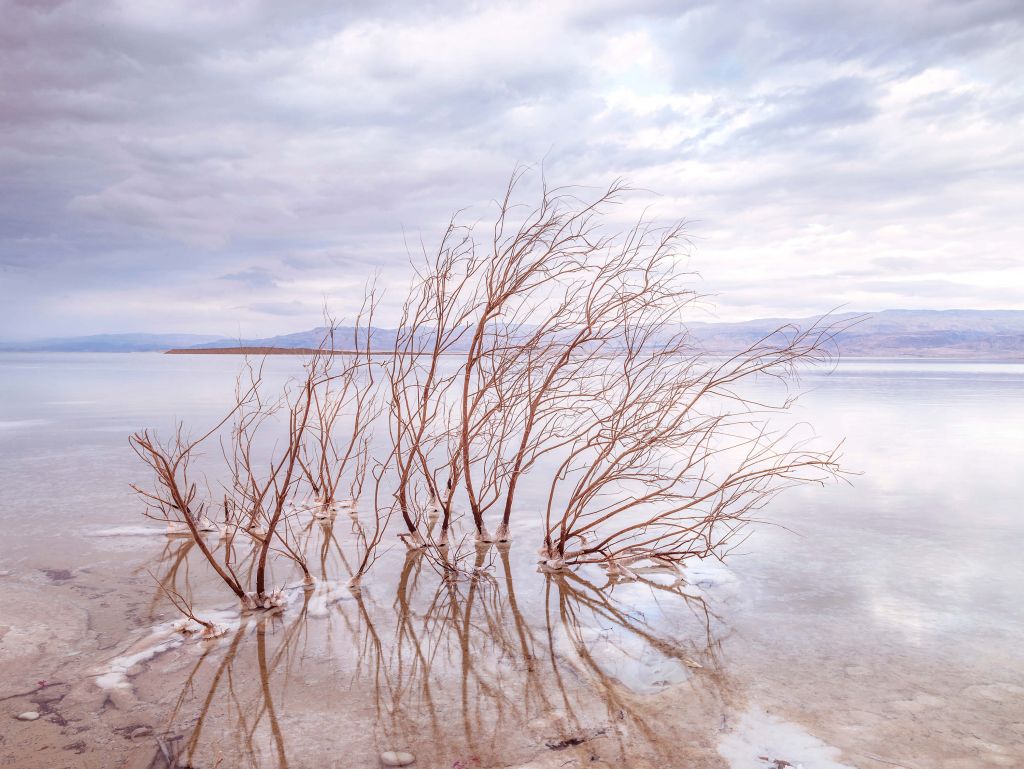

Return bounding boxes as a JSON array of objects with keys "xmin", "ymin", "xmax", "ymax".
[
  {"xmin": 717, "ymin": 706, "xmax": 856, "ymax": 769},
  {"xmin": 93, "ymin": 610, "xmax": 239, "ymax": 690}
]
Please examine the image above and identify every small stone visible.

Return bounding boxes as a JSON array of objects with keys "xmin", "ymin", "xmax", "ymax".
[
  {"xmin": 17, "ymin": 711, "xmax": 40, "ymax": 721},
  {"xmin": 380, "ymin": 750, "xmax": 415, "ymax": 766}
]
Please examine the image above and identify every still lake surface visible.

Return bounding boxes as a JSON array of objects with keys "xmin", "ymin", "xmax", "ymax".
[{"xmin": 0, "ymin": 353, "xmax": 1021, "ymax": 769}]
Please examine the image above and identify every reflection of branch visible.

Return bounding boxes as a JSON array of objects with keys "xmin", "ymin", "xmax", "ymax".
[
  {"xmin": 157, "ymin": 520, "xmax": 728, "ymax": 768},
  {"xmin": 178, "ymin": 624, "xmax": 246, "ymax": 765},
  {"xmin": 496, "ymin": 546, "xmax": 568, "ymax": 718},
  {"xmin": 558, "ymin": 568, "xmax": 719, "ymax": 668},
  {"xmin": 257, "ymin": 621, "xmax": 289, "ymax": 769},
  {"xmin": 142, "ymin": 538, "xmax": 194, "ymax": 617},
  {"xmin": 546, "ymin": 568, "xmax": 727, "ymax": 763}
]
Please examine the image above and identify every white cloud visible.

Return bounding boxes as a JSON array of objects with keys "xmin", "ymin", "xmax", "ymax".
[{"xmin": 0, "ymin": 0, "xmax": 1022, "ymax": 337}]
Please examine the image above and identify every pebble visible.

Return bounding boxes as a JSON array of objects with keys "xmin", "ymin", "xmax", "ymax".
[
  {"xmin": 380, "ymin": 750, "xmax": 415, "ymax": 766},
  {"xmin": 17, "ymin": 711, "xmax": 40, "ymax": 721}
]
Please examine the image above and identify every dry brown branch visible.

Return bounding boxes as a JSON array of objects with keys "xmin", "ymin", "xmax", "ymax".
[
  {"xmin": 538, "ymin": 313, "xmax": 852, "ymax": 568},
  {"xmin": 381, "ymin": 219, "xmax": 483, "ymax": 545},
  {"xmin": 380, "ymin": 168, "xmax": 849, "ymax": 567},
  {"xmin": 131, "ymin": 169, "xmax": 850, "ymax": 603},
  {"xmin": 131, "ymin": 296, "xmax": 388, "ymax": 607},
  {"xmin": 299, "ymin": 294, "xmax": 381, "ymax": 517}
]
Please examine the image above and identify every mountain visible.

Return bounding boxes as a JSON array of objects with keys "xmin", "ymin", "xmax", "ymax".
[
  {"xmin": 687, "ymin": 310, "xmax": 1024, "ymax": 358},
  {"xmin": 183, "ymin": 326, "xmax": 398, "ymax": 351},
  {"xmin": 0, "ymin": 333, "xmax": 224, "ymax": 352},
  {"xmin": 180, "ymin": 310, "xmax": 1024, "ymax": 359},
  {"xmin": 4, "ymin": 310, "xmax": 1023, "ymax": 358}
]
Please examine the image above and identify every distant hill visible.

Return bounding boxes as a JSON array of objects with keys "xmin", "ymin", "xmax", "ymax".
[
  {"xmin": 5, "ymin": 311, "xmax": 1024, "ymax": 358},
  {"xmin": 688, "ymin": 310, "xmax": 1024, "ymax": 359},
  {"xmin": 178, "ymin": 310, "xmax": 1024, "ymax": 360},
  {"xmin": 184, "ymin": 327, "xmax": 399, "ymax": 351},
  {"xmin": 0, "ymin": 333, "xmax": 223, "ymax": 353}
]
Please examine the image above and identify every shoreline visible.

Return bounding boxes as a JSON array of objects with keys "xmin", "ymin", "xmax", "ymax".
[
  {"xmin": 160, "ymin": 346, "xmax": 1024, "ymax": 360},
  {"xmin": 163, "ymin": 347, "xmax": 466, "ymax": 356}
]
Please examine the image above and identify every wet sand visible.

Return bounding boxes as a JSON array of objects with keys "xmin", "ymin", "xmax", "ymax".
[{"xmin": 2, "ymin": 522, "xmax": 1021, "ymax": 769}]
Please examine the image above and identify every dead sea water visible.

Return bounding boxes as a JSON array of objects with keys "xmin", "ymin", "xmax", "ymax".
[{"xmin": 0, "ymin": 353, "xmax": 1022, "ymax": 768}]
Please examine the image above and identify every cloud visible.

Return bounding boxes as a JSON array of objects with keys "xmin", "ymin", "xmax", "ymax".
[
  {"xmin": 0, "ymin": 0, "xmax": 1022, "ymax": 338},
  {"xmin": 218, "ymin": 267, "xmax": 280, "ymax": 289},
  {"xmin": 242, "ymin": 300, "xmax": 312, "ymax": 317}
]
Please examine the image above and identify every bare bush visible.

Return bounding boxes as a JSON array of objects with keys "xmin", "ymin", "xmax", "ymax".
[
  {"xmin": 298, "ymin": 299, "xmax": 380, "ymax": 516},
  {"xmin": 132, "ymin": 169, "xmax": 850, "ymax": 610},
  {"xmin": 377, "ymin": 170, "xmax": 847, "ymax": 568},
  {"xmin": 130, "ymin": 313, "xmax": 384, "ymax": 609},
  {"xmin": 380, "ymin": 220, "xmax": 482, "ymax": 547},
  {"xmin": 539, "ymin": 317, "xmax": 847, "ymax": 569}
]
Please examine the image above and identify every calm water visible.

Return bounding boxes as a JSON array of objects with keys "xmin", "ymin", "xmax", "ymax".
[{"xmin": 0, "ymin": 354, "xmax": 1021, "ymax": 769}]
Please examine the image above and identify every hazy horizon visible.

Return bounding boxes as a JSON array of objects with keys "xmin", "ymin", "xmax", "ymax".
[{"xmin": 1, "ymin": 306, "xmax": 1022, "ymax": 345}]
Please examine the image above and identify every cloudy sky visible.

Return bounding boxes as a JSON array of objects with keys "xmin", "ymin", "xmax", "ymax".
[{"xmin": 1, "ymin": 0, "xmax": 1022, "ymax": 339}]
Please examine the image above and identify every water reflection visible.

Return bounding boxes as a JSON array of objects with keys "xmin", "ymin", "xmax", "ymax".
[
  {"xmin": 141, "ymin": 526, "xmax": 730, "ymax": 769},
  {"xmin": 3, "ymin": 356, "xmax": 1021, "ymax": 768}
]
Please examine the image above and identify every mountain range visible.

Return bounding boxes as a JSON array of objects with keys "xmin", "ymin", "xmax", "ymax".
[
  {"xmin": 0, "ymin": 332, "xmax": 223, "ymax": 353},
  {"xmin": 2, "ymin": 310, "xmax": 1023, "ymax": 359}
]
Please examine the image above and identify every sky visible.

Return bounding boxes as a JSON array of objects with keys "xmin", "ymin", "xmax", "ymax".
[{"xmin": 1, "ymin": 0, "xmax": 1022, "ymax": 339}]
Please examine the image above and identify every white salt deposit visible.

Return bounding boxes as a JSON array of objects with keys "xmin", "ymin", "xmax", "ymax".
[
  {"xmin": 305, "ymin": 579, "xmax": 352, "ymax": 618},
  {"xmin": 380, "ymin": 750, "xmax": 415, "ymax": 766},
  {"xmin": 94, "ymin": 610, "xmax": 240, "ymax": 690},
  {"xmin": 682, "ymin": 558, "xmax": 739, "ymax": 597},
  {"xmin": 94, "ymin": 633, "xmax": 184, "ymax": 690},
  {"xmin": 717, "ymin": 706, "xmax": 857, "ymax": 769}
]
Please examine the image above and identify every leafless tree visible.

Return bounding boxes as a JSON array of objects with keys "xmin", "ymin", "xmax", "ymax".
[
  {"xmin": 132, "ymin": 169, "xmax": 851, "ymax": 615},
  {"xmin": 131, "ymin": 409, "xmax": 256, "ymax": 605}
]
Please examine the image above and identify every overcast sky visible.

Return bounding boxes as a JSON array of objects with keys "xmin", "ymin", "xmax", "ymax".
[{"xmin": 1, "ymin": 0, "xmax": 1022, "ymax": 339}]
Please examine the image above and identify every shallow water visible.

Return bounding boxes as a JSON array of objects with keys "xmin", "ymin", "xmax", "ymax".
[{"xmin": 0, "ymin": 353, "xmax": 1022, "ymax": 769}]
